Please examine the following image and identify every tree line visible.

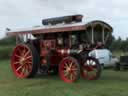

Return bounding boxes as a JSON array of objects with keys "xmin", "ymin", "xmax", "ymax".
[
  {"xmin": 0, "ymin": 35, "xmax": 128, "ymax": 52},
  {"xmin": 108, "ymin": 36, "xmax": 128, "ymax": 52}
]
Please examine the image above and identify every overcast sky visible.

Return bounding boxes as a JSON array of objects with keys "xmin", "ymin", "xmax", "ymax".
[{"xmin": 0, "ymin": 0, "xmax": 128, "ymax": 39}]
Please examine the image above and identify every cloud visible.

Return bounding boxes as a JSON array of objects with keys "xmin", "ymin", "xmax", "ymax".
[{"xmin": 0, "ymin": 0, "xmax": 128, "ymax": 39}]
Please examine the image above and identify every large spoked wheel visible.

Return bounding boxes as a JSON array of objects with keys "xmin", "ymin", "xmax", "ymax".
[
  {"xmin": 59, "ymin": 57, "xmax": 80, "ymax": 83},
  {"xmin": 81, "ymin": 57, "xmax": 101, "ymax": 80},
  {"xmin": 11, "ymin": 44, "xmax": 39, "ymax": 78}
]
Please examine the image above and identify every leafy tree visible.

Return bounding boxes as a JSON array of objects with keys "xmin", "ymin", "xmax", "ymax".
[{"xmin": 0, "ymin": 36, "xmax": 15, "ymax": 46}]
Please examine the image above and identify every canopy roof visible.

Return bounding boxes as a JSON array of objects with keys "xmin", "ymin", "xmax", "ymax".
[{"xmin": 7, "ymin": 20, "xmax": 113, "ymax": 36}]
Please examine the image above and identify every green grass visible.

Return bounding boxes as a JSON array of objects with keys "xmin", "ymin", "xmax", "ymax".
[
  {"xmin": 0, "ymin": 60, "xmax": 128, "ymax": 96},
  {"xmin": 112, "ymin": 51, "xmax": 128, "ymax": 57}
]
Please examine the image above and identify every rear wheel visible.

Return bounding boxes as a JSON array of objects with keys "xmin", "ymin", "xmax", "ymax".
[
  {"xmin": 11, "ymin": 44, "xmax": 39, "ymax": 78},
  {"xmin": 81, "ymin": 57, "xmax": 101, "ymax": 80},
  {"xmin": 59, "ymin": 57, "xmax": 80, "ymax": 83}
]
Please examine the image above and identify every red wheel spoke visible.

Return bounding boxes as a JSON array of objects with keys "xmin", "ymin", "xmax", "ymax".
[
  {"xmin": 71, "ymin": 65, "xmax": 77, "ymax": 71},
  {"xmin": 72, "ymin": 68, "xmax": 78, "ymax": 71},
  {"xmin": 25, "ymin": 56, "xmax": 32, "ymax": 60},
  {"xmin": 68, "ymin": 60, "xmax": 72, "ymax": 65},
  {"xmin": 64, "ymin": 71, "xmax": 69, "ymax": 77},
  {"xmin": 20, "ymin": 67, "xmax": 25, "ymax": 76},
  {"xmin": 15, "ymin": 54, "xmax": 22, "ymax": 59},
  {"xmin": 16, "ymin": 65, "xmax": 23, "ymax": 72},
  {"xmin": 69, "ymin": 61, "xmax": 73, "ymax": 68},
  {"xmin": 14, "ymin": 61, "xmax": 20, "ymax": 65},
  {"xmin": 22, "ymin": 46, "xmax": 26, "ymax": 55},
  {"xmin": 25, "ymin": 61, "xmax": 32, "ymax": 65},
  {"xmin": 70, "ymin": 73, "xmax": 73, "ymax": 80},
  {"xmin": 67, "ymin": 73, "xmax": 71, "ymax": 79},
  {"xmin": 17, "ymin": 48, "xmax": 22, "ymax": 53},
  {"xmin": 22, "ymin": 50, "xmax": 26, "ymax": 56},
  {"xmin": 24, "ymin": 65, "xmax": 29, "ymax": 75},
  {"xmin": 25, "ymin": 59, "xmax": 32, "ymax": 63},
  {"xmin": 23, "ymin": 65, "xmax": 30, "ymax": 75},
  {"xmin": 65, "ymin": 63, "xmax": 69, "ymax": 68},
  {"xmin": 72, "ymin": 71, "xmax": 76, "ymax": 78},
  {"xmin": 24, "ymin": 50, "xmax": 30, "ymax": 58},
  {"xmin": 26, "ymin": 64, "xmax": 32, "ymax": 71}
]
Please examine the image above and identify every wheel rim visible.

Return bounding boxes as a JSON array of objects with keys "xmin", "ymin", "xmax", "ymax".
[
  {"xmin": 11, "ymin": 44, "xmax": 33, "ymax": 78},
  {"xmin": 59, "ymin": 57, "xmax": 79, "ymax": 83},
  {"xmin": 82, "ymin": 58, "xmax": 99, "ymax": 80}
]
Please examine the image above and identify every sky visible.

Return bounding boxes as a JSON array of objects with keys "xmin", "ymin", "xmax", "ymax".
[{"xmin": 0, "ymin": 0, "xmax": 128, "ymax": 39}]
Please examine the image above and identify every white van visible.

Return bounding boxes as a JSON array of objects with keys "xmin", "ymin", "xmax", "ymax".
[{"xmin": 89, "ymin": 49, "xmax": 119, "ymax": 68}]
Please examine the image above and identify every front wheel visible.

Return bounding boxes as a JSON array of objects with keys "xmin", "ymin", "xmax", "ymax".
[
  {"xmin": 59, "ymin": 57, "xmax": 80, "ymax": 83},
  {"xmin": 81, "ymin": 57, "xmax": 101, "ymax": 80}
]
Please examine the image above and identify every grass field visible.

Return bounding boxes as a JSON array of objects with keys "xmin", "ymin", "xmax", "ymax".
[{"xmin": 0, "ymin": 60, "xmax": 128, "ymax": 96}]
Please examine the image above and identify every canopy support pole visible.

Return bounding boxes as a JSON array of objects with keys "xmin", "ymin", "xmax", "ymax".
[
  {"xmin": 102, "ymin": 25, "xmax": 105, "ymax": 44},
  {"xmin": 91, "ymin": 26, "xmax": 94, "ymax": 44},
  {"xmin": 16, "ymin": 35, "xmax": 18, "ymax": 45}
]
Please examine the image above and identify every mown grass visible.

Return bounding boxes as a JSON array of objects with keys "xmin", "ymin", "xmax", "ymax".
[{"xmin": 0, "ymin": 60, "xmax": 128, "ymax": 96}]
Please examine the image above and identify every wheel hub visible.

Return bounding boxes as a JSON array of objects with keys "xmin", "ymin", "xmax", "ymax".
[
  {"xmin": 67, "ymin": 68, "xmax": 71, "ymax": 71},
  {"xmin": 19, "ymin": 57, "xmax": 25, "ymax": 65}
]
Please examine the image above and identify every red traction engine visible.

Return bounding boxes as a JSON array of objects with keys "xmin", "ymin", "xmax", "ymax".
[{"xmin": 7, "ymin": 14, "xmax": 113, "ymax": 83}]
